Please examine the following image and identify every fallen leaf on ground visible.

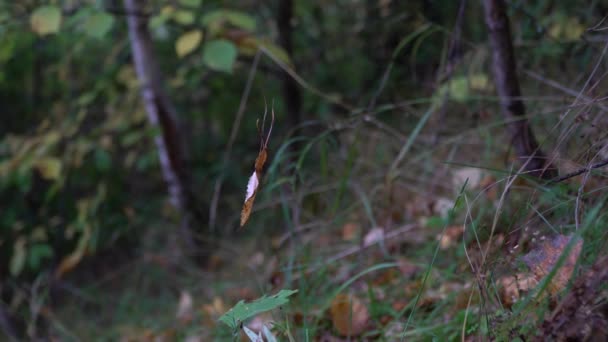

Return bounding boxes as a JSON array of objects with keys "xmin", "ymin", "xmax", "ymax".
[
  {"xmin": 437, "ymin": 225, "xmax": 465, "ymax": 249},
  {"xmin": 330, "ymin": 294, "xmax": 370, "ymax": 337},
  {"xmin": 452, "ymin": 167, "xmax": 483, "ymax": 190},
  {"xmin": 397, "ymin": 258, "xmax": 420, "ymax": 279},
  {"xmin": 202, "ymin": 297, "xmax": 226, "ymax": 319},
  {"xmin": 176, "ymin": 291, "xmax": 194, "ymax": 323},
  {"xmin": 522, "ymin": 234, "xmax": 582, "ymax": 295},
  {"xmin": 363, "ymin": 227, "xmax": 384, "ymax": 247},
  {"xmin": 432, "ymin": 197, "xmax": 455, "ymax": 217},
  {"xmin": 498, "ymin": 273, "xmax": 538, "ymax": 308},
  {"xmin": 341, "ymin": 222, "xmax": 360, "ymax": 241},
  {"xmin": 479, "ymin": 174, "xmax": 498, "ymax": 200}
]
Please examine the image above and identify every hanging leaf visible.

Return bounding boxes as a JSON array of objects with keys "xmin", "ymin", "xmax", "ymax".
[
  {"xmin": 240, "ymin": 110, "xmax": 274, "ymax": 227},
  {"xmin": 203, "ymin": 39, "xmax": 238, "ymax": 73},
  {"xmin": 30, "ymin": 5, "xmax": 62, "ymax": 36},
  {"xmin": 236, "ymin": 37, "xmax": 292, "ymax": 67},
  {"xmin": 10, "ymin": 238, "xmax": 27, "ymax": 276},
  {"xmin": 55, "ymin": 223, "xmax": 92, "ymax": 278},
  {"xmin": 172, "ymin": 10, "xmax": 195, "ymax": 25},
  {"xmin": 201, "ymin": 9, "xmax": 256, "ymax": 32},
  {"xmin": 84, "ymin": 12, "xmax": 114, "ymax": 39},
  {"xmin": 175, "ymin": 30, "xmax": 203, "ymax": 58},
  {"xmin": 218, "ymin": 289, "xmax": 298, "ymax": 330},
  {"xmin": 27, "ymin": 244, "xmax": 54, "ymax": 270}
]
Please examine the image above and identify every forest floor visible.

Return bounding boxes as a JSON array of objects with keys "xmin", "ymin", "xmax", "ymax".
[{"xmin": 51, "ymin": 96, "xmax": 608, "ymax": 341}]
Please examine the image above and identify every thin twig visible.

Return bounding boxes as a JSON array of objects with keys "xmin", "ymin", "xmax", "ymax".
[
  {"xmin": 208, "ymin": 51, "xmax": 261, "ymax": 231},
  {"xmin": 547, "ymin": 158, "xmax": 608, "ymax": 185}
]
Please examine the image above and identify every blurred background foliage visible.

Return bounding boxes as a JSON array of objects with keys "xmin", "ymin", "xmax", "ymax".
[{"xmin": 1, "ymin": 0, "xmax": 607, "ymax": 339}]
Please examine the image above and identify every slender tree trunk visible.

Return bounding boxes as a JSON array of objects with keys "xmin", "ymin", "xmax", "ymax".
[
  {"xmin": 277, "ymin": 0, "xmax": 302, "ymax": 144},
  {"xmin": 124, "ymin": 0, "xmax": 200, "ymax": 247},
  {"xmin": 482, "ymin": 0, "xmax": 555, "ymax": 179}
]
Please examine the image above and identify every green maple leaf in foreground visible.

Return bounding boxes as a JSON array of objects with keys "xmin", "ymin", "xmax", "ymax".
[{"xmin": 219, "ymin": 289, "xmax": 298, "ymax": 329}]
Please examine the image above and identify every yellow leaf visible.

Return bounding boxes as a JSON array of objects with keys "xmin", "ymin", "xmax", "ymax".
[
  {"xmin": 55, "ymin": 224, "xmax": 91, "ymax": 278},
  {"xmin": 175, "ymin": 30, "xmax": 203, "ymax": 58},
  {"xmin": 34, "ymin": 157, "xmax": 62, "ymax": 180},
  {"xmin": 30, "ymin": 5, "xmax": 62, "ymax": 36}
]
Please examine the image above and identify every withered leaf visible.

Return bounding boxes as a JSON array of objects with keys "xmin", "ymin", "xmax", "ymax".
[
  {"xmin": 330, "ymin": 294, "xmax": 369, "ymax": 337},
  {"xmin": 240, "ymin": 109, "xmax": 274, "ymax": 227},
  {"xmin": 522, "ymin": 234, "xmax": 582, "ymax": 295}
]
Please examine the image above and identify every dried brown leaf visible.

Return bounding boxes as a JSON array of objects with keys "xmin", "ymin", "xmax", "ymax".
[
  {"xmin": 330, "ymin": 294, "xmax": 369, "ymax": 337},
  {"xmin": 397, "ymin": 258, "xmax": 420, "ymax": 279},
  {"xmin": 523, "ymin": 234, "xmax": 582, "ymax": 295},
  {"xmin": 240, "ymin": 110, "xmax": 274, "ymax": 228},
  {"xmin": 240, "ymin": 190, "xmax": 257, "ymax": 227},
  {"xmin": 498, "ymin": 273, "xmax": 538, "ymax": 308},
  {"xmin": 341, "ymin": 222, "xmax": 360, "ymax": 241},
  {"xmin": 437, "ymin": 225, "xmax": 464, "ymax": 249}
]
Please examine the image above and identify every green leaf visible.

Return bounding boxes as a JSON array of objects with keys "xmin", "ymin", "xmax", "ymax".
[
  {"xmin": 201, "ymin": 9, "xmax": 256, "ymax": 31},
  {"xmin": 30, "ymin": 5, "xmax": 62, "ymax": 36},
  {"xmin": 10, "ymin": 238, "xmax": 27, "ymax": 276},
  {"xmin": 203, "ymin": 39, "xmax": 238, "ymax": 73},
  {"xmin": 94, "ymin": 149, "xmax": 112, "ymax": 172},
  {"xmin": 34, "ymin": 157, "xmax": 62, "ymax": 180},
  {"xmin": 219, "ymin": 289, "xmax": 298, "ymax": 329},
  {"xmin": 28, "ymin": 244, "xmax": 54, "ymax": 270},
  {"xmin": 84, "ymin": 12, "xmax": 114, "ymax": 39},
  {"xmin": 172, "ymin": 10, "xmax": 195, "ymax": 25},
  {"xmin": 179, "ymin": 0, "xmax": 202, "ymax": 8},
  {"xmin": 175, "ymin": 30, "xmax": 203, "ymax": 58}
]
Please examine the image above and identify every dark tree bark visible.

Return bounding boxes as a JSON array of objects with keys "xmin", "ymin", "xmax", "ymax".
[
  {"xmin": 277, "ymin": 0, "xmax": 303, "ymax": 143},
  {"xmin": 124, "ymin": 0, "xmax": 201, "ymax": 247},
  {"xmin": 482, "ymin": 0, "xmax": 555, "ymax": 179}
]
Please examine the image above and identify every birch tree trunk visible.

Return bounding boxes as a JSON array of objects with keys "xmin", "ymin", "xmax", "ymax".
[
  {"xmin": 124, "ymin": 0, "xmax": 199, "ymax": 246},
  {"xmin": 482, "ymin": 0, "xmax": 555, "ymax": 179}
]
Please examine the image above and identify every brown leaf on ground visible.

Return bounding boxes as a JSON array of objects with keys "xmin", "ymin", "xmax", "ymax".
[
  {"xmin": 539, "ymin": 256, "xmax": 608, "ymax": 341},
  {"xmin": 341, "ymin": 222, "xmax": 360, "ymax": 241},
  {"xmin": 201, "ymin": 297, "xmax": 226, "ymax": 319},
  {"xmin": 522, "ymin": 234, "xmax": 582, "ymax": 295},
  {"xmin": 452, "ymin": 167, "xmax": 483, "ymax": 190},
  {"xmin": 437, "ymin": 225, "xmax": 465, "ymax": 249},
  {"xmin": 176, "ymin": 291, "xmax": 194, "ymax": 324},
  {"xmin": 498, "ymin": 273, "xmax": 538, "ymax": 308},
  {"xmin": 479, "ymin": 174, "xmax": 498, "ymax": 201},
  {"xmin": 330, "ymin": 294, "xmax": 370, "ymax": 337},
  {"xmin": 397, "ymin": 258, "xmax": 420, "ymax": 279},
  {"xmin": 371, "ymin": 269, "xmax": 399, "ymax": 286}
]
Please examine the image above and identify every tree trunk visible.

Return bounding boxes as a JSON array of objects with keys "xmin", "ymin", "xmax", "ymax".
[
  {"xmin": 482, "ymin": 0, "xmax": 555, "ymax": 179},
  {"xmin": 124, "ymin": 0, "xmax": 200, "ymax": 246},
  {"xmin": 277, "ymin": 0, "xmax": 303, "ymax": 144}
]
